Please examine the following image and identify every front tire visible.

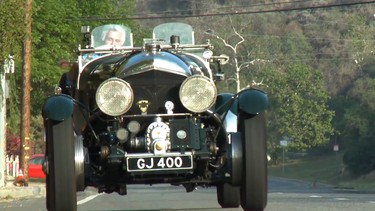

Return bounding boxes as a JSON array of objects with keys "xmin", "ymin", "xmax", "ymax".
[
  {"xmin": 45, "ymin": 117, "xmax": 77, "ymax": 211},
  {"xmin": 217, "ymin": 183, "xmax": 240, "ymax": 208},
  {"xmin": 75, "ymin": 135, "xmax": 85, "ymax": 192},
  {"xmin": 238, "ymin": 113, "xmax": 267, "ymax": 211}
]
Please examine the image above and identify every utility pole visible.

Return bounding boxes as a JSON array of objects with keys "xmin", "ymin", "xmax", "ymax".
[{"xmin": 20, "ymin": 0, "xmax": 33, "ymax": 184}]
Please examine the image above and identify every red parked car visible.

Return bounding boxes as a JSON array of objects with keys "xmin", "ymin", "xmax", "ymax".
[{"xmin": 28, "ymin": 154, "xmax": 46, "ymax": 179}]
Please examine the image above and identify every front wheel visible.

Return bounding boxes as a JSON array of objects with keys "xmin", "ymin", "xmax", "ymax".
[
  {"xmin": 45, "ymin": 117, "xmax": 77, "ymax": 211},
  {"xmin": 217, "ymin": 183, "xmax": 240, "ymax": 208},
  {"xmin": 238, "ymin": 113, "xmax": 267, "ymax": 211}
]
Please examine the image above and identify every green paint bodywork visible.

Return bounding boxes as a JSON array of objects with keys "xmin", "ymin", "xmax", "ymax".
[
  {"xmin": 238, "ymin": 88, "xmax": 269, "ymax": 115},
  {"xmin": 215, "ymin": 93, "xmax": 238, "ymax": 115},
  {"xmin": 215, "ymin": 89, "xmax": 268, "ymax": 116}
]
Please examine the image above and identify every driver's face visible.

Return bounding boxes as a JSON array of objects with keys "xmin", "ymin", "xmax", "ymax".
[{"xmin": 105, "ymin": 31, "xmax": 124, "ymax": 46}]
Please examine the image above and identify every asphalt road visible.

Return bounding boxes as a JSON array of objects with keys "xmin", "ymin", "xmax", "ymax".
[{"xmin": 1, "ymin": 177, "xmax": 375, "ymax": 211}]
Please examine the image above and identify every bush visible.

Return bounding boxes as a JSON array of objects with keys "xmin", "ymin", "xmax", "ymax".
[
  {"xmin": 6, "ymin": 128, "xmax": 20, "ymax": 155},
  {"xmin": 343, "ymin": 136, "xmax": 375, "ymax": 176}
]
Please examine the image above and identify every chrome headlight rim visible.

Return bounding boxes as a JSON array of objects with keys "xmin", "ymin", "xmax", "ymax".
[
  {"xmin": 95, "ymin": 77, "xmax": 134, "ymax": 116},
  {"xmin": 179, "ymin": 75, "xmax": 217, "ymax": 113}
]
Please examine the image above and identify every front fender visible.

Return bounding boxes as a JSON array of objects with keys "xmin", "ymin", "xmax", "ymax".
[
  {"xmin": 42, "ymin": 94, "xmax": 74, "ymax": 121},
  {"xmin": 238, "ymin": 88, "xmax": 268, "ymax": 115},
  {"xmin": 215, "ymin": 93, "xmax": 237, "ymax": 115}
]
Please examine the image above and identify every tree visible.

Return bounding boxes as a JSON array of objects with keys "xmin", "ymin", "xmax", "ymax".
[
  {"xmin": 29, "ymin": 0, "xmax": 139, "ymax": 113},
  {"xmin": 5, "ymin": 0, "xmax": 139, "ymax": 153},
  {"xmin": 261, "ymin": 64, "xmax": 335, "ymax": 150},
  {"xmin": 191, "ymin": 11, "xmax": 335, "ymax": 153},
  {"xmin": 200, "ymin": 15, "xmax": 275, "ymax": 93},
  {"xmin": 0, "ymin": 0, "xmax": 25, "ymax": 63},
  {"xmin": 340, "ymin": 77, "xmax": 375, "ymax": 175},
  {"xmin": 204, "ymin": 17, "xmax": 245, "ymax": 92},
  {"xmin": 334, "ymin": 77, "xmax": 375, "ymax": 144},
  {"xmin": 0, "ymin": 0, "xmax": 25, "ymax": 133},
  {"xmin": 31, "ymin": 0, "xmax": 87, "ymax": 113}
]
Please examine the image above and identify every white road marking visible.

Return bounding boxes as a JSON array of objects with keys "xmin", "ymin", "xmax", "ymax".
[
  {"xmin": 77, "ymin": 193, "xmax": 103, "ymax": 205},
  {"xmin": 309, "ymin": 195, "xmax": 322, "ymax": 198},
  {"xmin": 335, "ymin": 198, "xmax": 349, "ymax": 201}
]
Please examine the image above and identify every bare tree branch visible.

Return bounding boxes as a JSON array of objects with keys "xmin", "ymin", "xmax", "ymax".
[{"xmin": 229, "ymin": 16, "xmax": 245, "ymax": 52}]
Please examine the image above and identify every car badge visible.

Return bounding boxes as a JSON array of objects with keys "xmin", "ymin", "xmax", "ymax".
[
  {"xmin": 137, "ymin": 100, "xmax": 150, "ymax": 114},
  {"xmin": 165, "ymin": 101, "xmax": 174, "ymax": 114}
]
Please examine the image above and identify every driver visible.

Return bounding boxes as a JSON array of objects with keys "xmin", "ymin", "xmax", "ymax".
[{"xmin": 101, "ymin": 25, "xmax": 126, "ymax": 46}]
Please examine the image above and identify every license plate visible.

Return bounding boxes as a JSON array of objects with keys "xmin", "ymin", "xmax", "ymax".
[{"xmin": 126, "ymin": 153, "xmax": 193, "ymax": 172}]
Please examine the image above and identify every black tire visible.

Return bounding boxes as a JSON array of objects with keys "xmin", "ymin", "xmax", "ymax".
[
  {"xmin": 238, "ymin": 112, "xmax": 267, "ymax": 211},
  {"xmin": 75, "ymin": 135, "xmax": 85, "ymax": 192},
  {"xmin": 217, "ymin": 183, "xmax": 240, "ymax": 208},
  {"xmin": 45, "ymin": 117, "xmax": 77, "ymax": 211},
  {"xmin": 229, "ymin": 132, "xmax": 243, "ymax": 186}
]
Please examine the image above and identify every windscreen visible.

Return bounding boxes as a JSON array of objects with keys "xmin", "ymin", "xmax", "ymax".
[{"xmin": 153, "ymin": 22, "xmax": 194, "ymax": 45}]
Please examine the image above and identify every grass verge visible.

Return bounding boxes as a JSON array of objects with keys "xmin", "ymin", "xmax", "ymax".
[{"xmin": 268, "ymin": 152, "xmax": 375, "ymax": 190}]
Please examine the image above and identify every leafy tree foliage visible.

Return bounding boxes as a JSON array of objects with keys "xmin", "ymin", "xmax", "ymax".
[
  {"xmin": 260, "ymin": 64, "xmax": 334, "ymax": 150},
  {"xmin": 0, "ymin": 0, "xmax": 25, "ymax": 63},
  {"xmin": 0, "ymin": 0, "xmax": 25, "ymax": 146},
  {"xmin": 193, "ymin": 14, "xmax": 334, "ymax": 152},
  {"xmin": 188, "ymin": 4, "xmax": 375, "ymax": 173},
  {"xmin": 339, "ymin": 76, "xmax": 375, "ymax": 175},
  {"xmin": 6, "ymin": 0, "xmax": 138, "ymax": 151},
  {"xmin": 344, "ymin": 78, "xmax": 375, "ymax": 137},
  {"xmin": 31, "ymin": 0, "xmax": 82, "ymax": 116}
]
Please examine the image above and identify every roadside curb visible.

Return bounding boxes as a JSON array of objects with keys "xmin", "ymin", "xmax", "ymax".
[
  {"xmin": 270, "ymin": 176, "xmax": 375, "ymax": 194},
  {"xmin": 269, "ymin": 176, "xmax": 335, "ymax": 189},
  {"xmin": 0, "ymin": 181, "xmax": 46, "ymax": 200},
  {"xmin": 333, "ymin": 186, "xmax": 375, "ymax": 194}
]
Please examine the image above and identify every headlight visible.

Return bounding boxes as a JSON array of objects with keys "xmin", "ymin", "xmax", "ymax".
[
  {"xmin": 179, "ymin": 75, "xmax": 217, "ymax": 113},
  {"xmin": 95, "ymin": 77, "xmax": 133, "ymax": 116}
]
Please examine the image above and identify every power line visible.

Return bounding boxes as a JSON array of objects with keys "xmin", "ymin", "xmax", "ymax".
[
  {"xmin": 135, "ymin": 0, "xmax": 311, "ymax": 16},
  {"xmin": 209, "ymin": 33, "xmax": 375, "ymax": 42},
  {"xmin": 75, "ymin": 0, "xmax": 375, "ymax": 21}
]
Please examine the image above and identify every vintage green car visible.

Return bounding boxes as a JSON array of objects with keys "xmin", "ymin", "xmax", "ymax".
[{"xmin": 42, "ymin": 22, "xmax": 268, "ymax": 211}]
